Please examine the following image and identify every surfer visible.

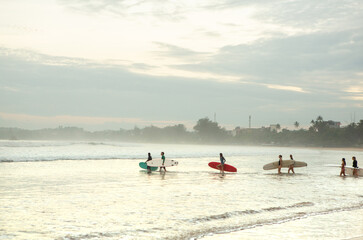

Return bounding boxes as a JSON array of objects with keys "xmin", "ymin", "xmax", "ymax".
[
  {"xmin": 145, "ymin": 153, "xmax": 152, "ymax": 173},
  {"xmin": 288, "ymin": 154, "xmax": 295, "ymax": 174},
  {"xmin": 160, "ymin": 152, "xmax": 166, "ymax": 172},
  {"xmin": 352, "ymin": 156, "xmax": 358, "ymax": 177},
  {"xmin": 278, "ymin": 155, "xmax": 283, "ymax": 174},
  {"xmin": 340, "ymin": 158, "xmax": 346, "ymax": 176},
  {"xmin": 217, "ymin": 153, "xmax": 226, "ymax": 174}
]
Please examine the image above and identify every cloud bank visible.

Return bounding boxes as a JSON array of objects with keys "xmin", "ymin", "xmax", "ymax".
[{"xmin": 0, "ymin": 0, "xmax": 362, "ymax": 130}]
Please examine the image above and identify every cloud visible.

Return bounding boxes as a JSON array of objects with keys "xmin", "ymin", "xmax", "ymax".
[
  {"xmin": 0, "ymin": 48, "xmax": 99, "ymax": 67},
  {"xmin": 57, "ymin": 0, "xmax": 363, "ymax": 34},
  {"xmin": 2, "ymin": 0, "xmax": 363, "ymax": 129},
  {"xmin": 260, "ymin": 0, "xmax": 363, "ymax": 31},
  {"xmin": 153, "ymin": 42, "xmax": 208, "ymax": 59},
  {"xmin": 342, "ymin": 95, "xmax": 363, "ymax": 101},
  {"xmin": 0, "ymin": 24, "xmax": 41, "ymax": 35},
  {"xmin": 0, "ymin": 112, "xmax": 192, "ymax": 130},
  {"xmin": 172, "ymin": 28, "xmax": 363, "ymax": 97},
  {"xmin": 344, "ymin": 86, "xmax": 363, "ymax": 94},
  {"xmin": 0, "ymin": 86, "xmax": 20, "ymax": 92},
  {"xmin": 0, "ymin": 50, "xmax": 361, "ymax": 130},
  {"xmin": 265, "ymin": 84, "xmax": 308, "ymax": 93},
  {"xmin": 58, "ymin": 0, "xmax": 188, "ymax": 21}
]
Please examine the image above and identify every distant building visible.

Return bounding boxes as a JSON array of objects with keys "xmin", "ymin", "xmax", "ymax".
[
  {"xmin": 324, "ymin": 121, "xmax": 341, "ymax": 128},
  {"xmin": 231, "ymin": 127, "xmax": 241, "ymax": 136},
  {"xmin": 232, "ymin": 126, "xmax": 271, "ymax": 136}
]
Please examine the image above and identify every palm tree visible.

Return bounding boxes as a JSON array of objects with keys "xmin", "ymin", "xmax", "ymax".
[
  {"xmin": 294, "ymin": 121, "xmax": 300, "ymax": 129},
  {"xmin": 312, "ymin": 116, "xmax": 328, "ymax": 133}
]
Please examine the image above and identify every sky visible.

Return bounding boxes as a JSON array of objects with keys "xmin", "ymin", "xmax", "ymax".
[{"xmin": 0, "ymin": 0, "xmax": 363, "ymax": 131}]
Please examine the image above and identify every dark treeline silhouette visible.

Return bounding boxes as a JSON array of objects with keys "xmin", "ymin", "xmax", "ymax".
[{"xmin": 1, "ymin": 116, "xmax": 362, "ymax": 148}]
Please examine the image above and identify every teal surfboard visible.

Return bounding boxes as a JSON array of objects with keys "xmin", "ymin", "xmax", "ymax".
[{"xmin": 139, "ymin": 162, "xmax": 158, "ymax": 171}]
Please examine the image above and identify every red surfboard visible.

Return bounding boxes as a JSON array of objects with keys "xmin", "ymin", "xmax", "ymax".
[{"xmin": 208, "ymin": 162, "xmax": 237, "ymax": 172}]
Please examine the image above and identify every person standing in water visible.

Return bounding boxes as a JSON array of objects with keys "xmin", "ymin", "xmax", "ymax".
[
  {"xmin": 340, "ymin": 158, "xmax": 346, "ymax": 177},
  {"xmin": 216, "ymin": 153, "xmax": 226, "ymax": 174},
  {"xmin": 145, "ymin": 153, "xmax": 152, "ymax": 173},
  {"xmin": 352, "ymin": 156, "xmax": 358, "ymax": 177},
  {"xmin": 160, "ymin": 152, "xmax": 166, "ymax": 172},
  {"xmin": 278, "ymin": 155, "xmax": 283, "ymax": 174},
  {"xmin": 288, "ymin": 154, "xmax": 295, "ymax": 174}
]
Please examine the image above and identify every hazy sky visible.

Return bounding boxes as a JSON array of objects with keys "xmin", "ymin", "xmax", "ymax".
[{"xmin": 1, "ymin": 0, "xmax": 362, "ymax": 131}]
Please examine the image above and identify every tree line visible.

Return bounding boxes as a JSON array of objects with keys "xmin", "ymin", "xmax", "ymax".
[{"xmin": 0, "ymin": 116, "xmax": 362, "ymax": 148}]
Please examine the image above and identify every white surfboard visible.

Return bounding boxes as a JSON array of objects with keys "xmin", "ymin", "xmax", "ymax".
[
  {"xmin": 146, "ymin": 159, "xmax": 178, "ymax": 167},
  {"xmin": 263, "ymin": 160, "xmax": 307, "ymax": 170},
  {"xmin": 325, "ymin": 164, "xmax": 362, "ymax": 176},
  {"xmin": 345, "ymin": 167, "xmax": 362, "ymax": 176}
]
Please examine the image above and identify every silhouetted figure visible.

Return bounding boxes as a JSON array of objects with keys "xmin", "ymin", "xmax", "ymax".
[
  {"xmin": 278, "ymin": 155, "xmax": 283, "ymax": 174},
  {"xmin": 145, "ymin": 153, "xmax": 152, "ymax": 173},
  {"xmin": 352, "ymin": 156, "xmax": 358, "ymax": 177},
  {"xmin": 340, "ymin": 158, "xmax": 346, "ymax": 177},
  {"xmin": 216, "ymin": 153, "xmax": 226, "ymax": 174},
  {"xmin": 160, "ymin": 152, "xmax": 166, "ymax": 172},
  {"xmin": 288, "ymin": 154, "xmax": 295, "ymax": 174}
]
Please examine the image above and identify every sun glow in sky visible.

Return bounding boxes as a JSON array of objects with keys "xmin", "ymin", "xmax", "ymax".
[{"xmin": 1, "ymin": 0, "xmax": 363, "ymax": 130}]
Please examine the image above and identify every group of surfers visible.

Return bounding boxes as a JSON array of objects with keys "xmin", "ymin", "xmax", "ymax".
[
  {"xmin": 340, "ymin": 156, "xmax": 359, "ymax": 177},
  {"xmin": 144, "ymin": 152, "xmax": 359, "ymax": 176},
  {"xmin": 278, "ymin": 155, "xmax": 359, "ymax": 176},
  {"xmin": 145, "ymin": 152, "xmax": 166, "ymax": 173},
  {"xmin": 277, "ymin": 154, "xmax": 296, "ymax": 174},
  {"xmin": 144, "ymin": 152, "xmax": 227, "ymax": 174}
]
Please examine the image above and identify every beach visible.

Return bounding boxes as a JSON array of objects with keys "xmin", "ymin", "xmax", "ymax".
[
  {"xmin": 0, "ymin": 140, "xmax": 362, "ymax": 239},
  {"xmin": 202, "ymin": 209, "xmax": 363, "ymax": 240}
]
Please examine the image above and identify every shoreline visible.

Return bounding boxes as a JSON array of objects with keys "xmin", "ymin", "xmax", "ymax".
[
  {"xmin": 201, "ymin": 209, "xmax": 363, "ymax": 240},
  {"xmin": 269, "ymin": 145, "xmax": 363, "ymax": 152},
  {"xmin": 1, "ymin": 139, "xmax": 363, "ymax": 152}
]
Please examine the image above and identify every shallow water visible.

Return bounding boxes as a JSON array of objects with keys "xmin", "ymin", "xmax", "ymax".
[{"xmin": 0, "ymin": 140, "xmax": 362, "ymax": 239}]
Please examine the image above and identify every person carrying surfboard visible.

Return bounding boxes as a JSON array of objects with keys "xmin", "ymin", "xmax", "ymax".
[
  {"xmin": 217, "ymin": 153, "xmax": 226, "ymax": 174},
  {"xmin": 160, "ymin": 152, "xmax": 166, "ymax": 172},
  {"xmin": 352, "ymin": 156, "xmax": 358, "ymax": 177},
  {"xmin": 340, "ymin": 158, "xmax": 346, "ymax": 177},
  {"xmin": 145, "ymin": 153, "xmax": 152, "ymax": 173},
  {"xmin": 278, "ymin": 155, "xmax": 283, "ymax": 174},
  {"xmin": 288, "ymin": 154, "xmax": 295, "ymax": 174}
]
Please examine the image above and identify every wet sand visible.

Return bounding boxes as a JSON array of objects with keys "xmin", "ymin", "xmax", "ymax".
[{"xmin": 201, "ymin": 208, "xmax": 363, "ymax": 240}]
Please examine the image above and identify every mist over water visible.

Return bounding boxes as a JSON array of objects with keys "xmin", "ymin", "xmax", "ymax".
[
  {"xmin": 2, "ymin": 116, "xmax": 362, "ymax": 148},
  {"xmin": 0, "ymin": 140, "xmax": 362, "ymax": 240}
]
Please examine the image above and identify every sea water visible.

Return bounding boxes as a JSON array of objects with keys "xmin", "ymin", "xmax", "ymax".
[{"xmin": 0, "ymin": 140, "xmax": 362, "ymax": 240}]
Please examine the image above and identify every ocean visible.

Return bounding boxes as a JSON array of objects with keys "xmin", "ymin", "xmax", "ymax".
[{"xmin": 0, "ymin": 140, "xmax": 362, "ymax": 240}]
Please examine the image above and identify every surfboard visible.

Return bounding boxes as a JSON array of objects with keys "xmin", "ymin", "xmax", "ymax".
[
  {"xmin": 325, "ymin": 164, "xmax": 362, "ymax": 176},
  {"xmin": 139, "ymin": 162, "xmax": 158, "ymax": 171},
  {"xmin": 263, "ymin": 160, "xmax": 307, "ymax": 170},
  {"xmin": 208, "ymin": 162, "xmax": 237, "ymax": 172},
  {"xmin": 345, "ymin": 167, "xmax": 362, "ymax": 176},
  {"xmin": 146, "ymin": 159, "xmax": 178, "ymax": 167}
]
